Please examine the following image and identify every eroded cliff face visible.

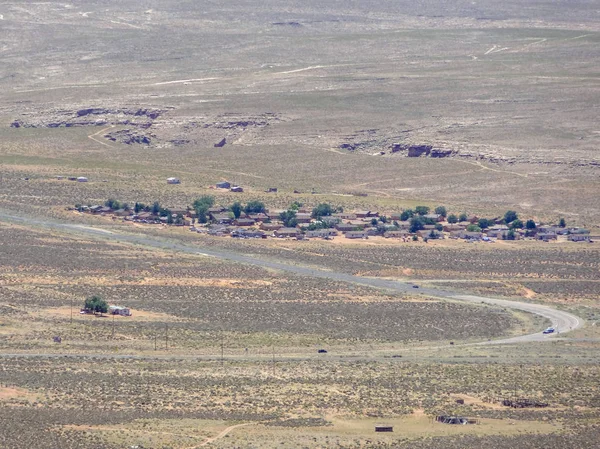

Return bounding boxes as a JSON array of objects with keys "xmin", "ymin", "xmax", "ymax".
[
  {"xmin": 11, "ymin": 107, "xmax": 169, "ymax": 130},
  {"xmin": 9, "ymin": 107, "xmax": 283, "ymax": 149}
]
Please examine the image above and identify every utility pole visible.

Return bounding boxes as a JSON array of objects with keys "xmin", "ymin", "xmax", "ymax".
[
  {"xmin": 220, "ymin": 333, "xmax": 224, "ymax": 366},
  {"xmin": 272, "ymin": 345, "xmax": 275, "ymax": 376},
  {"xmin": 154, "ymin": 333, "xmax": 157, "ymax": 351}
]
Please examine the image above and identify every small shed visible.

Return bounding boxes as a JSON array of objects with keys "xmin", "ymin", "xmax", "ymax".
[
  {"xmin": 230, "ymin": 186, "xmax": 244, "ymax": 193},
  {"xmin": 76, "ymin": 177, "xmax": 88, "ymax": 182},
  {"xmin": 216, "ymin": 181, "xmax": 231, "ymax": 189},
  {"xmin": 167, "ymin": 177, "xmax": 181, "ymax": 184},
  {"xmin": 375, "ymin": 425, "xmax": 393, "ymax": 432},
  {"xmin": 109, "ymin": 305, "xmax": 131, "ymax": 317}
]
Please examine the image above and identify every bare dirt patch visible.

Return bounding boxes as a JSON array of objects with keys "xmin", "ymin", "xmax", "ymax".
[
  {"xmin": 0, "ymin": 387, "xmax": 33, "ymax": 401},
  {"xmin": 38, "ymin": 306, "xmax": 175, "ymax": 322}
]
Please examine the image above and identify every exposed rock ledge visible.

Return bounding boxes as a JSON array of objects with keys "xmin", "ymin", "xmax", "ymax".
[{"xmin": 391, "ymin": 143, "xmax": 455, "ymax": 158}]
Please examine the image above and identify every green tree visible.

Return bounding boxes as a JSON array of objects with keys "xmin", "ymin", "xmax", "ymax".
[
  {"xmin": 134, "ymin": 202, "xmax": 145, "ymax": 214},
  {"xmin": 279, "ymin": 210, "xmax": 298, "ymax": 228},
  {"xmin": 505, "ymin": 229, "xmax": 516, "ymax": 240},
  {"xmin": 312, "ymin": 203, "xmax": 335, "ymax": 219},
  {"xmin": 504, "ymin": 210, "xmax": 518, "ymax": 224},
  {"xmin": 244, "ymin": 200, "xmax": 266, "ymax": 214},
  {"xmin": 526, "ymin": 219, "xmax": 537, "ymax": 230},
  {"xmin": 447, "ymin": 214, "xmax": 458, "ymax": 224},
  {"xmin": 230, "ymin": 202, "xmax": 243, "ymax": 219},
  {"xmin": 458, "ymin": 212, "xmax": 468, "ymax": 222},
  {"xmin": 289, "ymin": 201, "xmax": 303, "ymax": 211},
  {"xmin": 478, "ymin": 218, "xmax": 492, "ymax": 229},
  {"xmin": 193, "ymin": 196, "xmax": 215, "ymax": 224},
  {"xmin": 559, "ymin": 217, "xmax": 566, "ymax": 228},
  {"xmin": 371, "ymin": 218, "xmax": 378, "ymax": 226},
  {"xmin": 415, "ymin": 206, "xmax": 430, "ymax": 216},
  {"xmin": 152, "ymin": 201, "xmax": 161, "ymax": 215},
  {"xmin": 105, "ymin": 198, "xmax": 121, "ymax": 210},
  {"xmin": 467, "ymin": 224, "xmax": 482, "ymax": 232},
  {"xmin": 84, "ymin": 295, "xmax": 108, "ymax": 316},
  {"xmin": 409, "ymin": 216, "xmax": 425, "ymax": 233},
  {"xmin": 379, "ymin": 216, "xmax": 388, "ymax": 224},
  {"xmin": 307, "ymin": 221, "xmax": 330, "ymax": 231},
  {"xmin": 400, "ymin": 210, "xmax": 414, "ymax": 221},
  {"xmin": 434, "ymin": 206, "xmax": 447, "ymax": 217},
  {"xmin": 167, "ymin": 213, "xmax": 174, "ymax": 224},
  {"xmin": 435, "ymin": 223, "xmax": 443, "ymax": 231},
  {"xmin": 510, "ymin": 219, "xmax": 524, "ymax": 229}
]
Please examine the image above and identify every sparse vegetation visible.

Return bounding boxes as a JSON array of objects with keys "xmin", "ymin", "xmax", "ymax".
[{"xmin": 0, "ymin": 1, "xmax": 599, "ymax": 447}]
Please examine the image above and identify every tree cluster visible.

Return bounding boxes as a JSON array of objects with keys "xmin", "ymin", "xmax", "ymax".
[
  {"xmin": 84, "ymin": 295, "xmax": 108, "ymax": 315},
  {"xmin": 193, "ymin": 195, "xmax": 215, "ymax": 223}
]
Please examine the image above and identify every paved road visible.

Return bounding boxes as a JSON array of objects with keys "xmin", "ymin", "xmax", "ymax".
[{"xmin": 0, "ymin": 209, "xmax": 583, "ymax": 349}]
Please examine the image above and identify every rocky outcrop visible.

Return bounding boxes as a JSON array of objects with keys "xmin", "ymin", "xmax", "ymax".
[
  {"xmin": 407, "ymin": 145, "xmax": 433, "ymax": 157},
  {"xmin": 430, "ymin": 148, "xmax": 454, "ymax": 158},
  {"xmin": 391, "ymin": 143, "xmax": 454, "ymax": 158},
  {"xmin": 11, "ymin": 107, "xmax": 169, "ymax": 129},
  {"xmin": 76, "ymin": 107, "xmax": 165, "ymax": 119},
  {"xmin": 105, "ymin": 129, "xmax": 153, "ymax": 145},
  {"xmin": 9, "ymin": 109, "xmax": 284, "ymax": 149},
  {"xmin": 272, "ymin": 21, "xmax": 302, "ymax": 27}
]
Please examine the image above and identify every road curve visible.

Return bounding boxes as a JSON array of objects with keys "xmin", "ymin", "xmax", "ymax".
[{"xmin": 0, "ymin": 210, "xmax": 583, "ymax": 346}]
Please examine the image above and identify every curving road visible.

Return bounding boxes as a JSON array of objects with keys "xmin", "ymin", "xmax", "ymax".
[{"xmin": 0, "ymin": 210, "xmax": 583, "ymax": 348}]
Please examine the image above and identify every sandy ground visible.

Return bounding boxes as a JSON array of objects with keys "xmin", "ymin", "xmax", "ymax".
[
  {"xmin": 60, "ymin": 413, "xmax": 560, "ymax": 448},
  {"xmin": 1, "ymin": 274, "xmax": 274, "ymax": 288},
  {"xmin": 38, "ymin": 306, "xmax": 175, "ymax": 322},
  {"xmin": 0, "ymin": 386, "xmax": 40, "ymax": 402}
]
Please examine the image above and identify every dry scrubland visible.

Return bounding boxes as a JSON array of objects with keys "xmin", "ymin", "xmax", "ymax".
[
  {"xmin": 0, "ymin": 1, "xmax": 600, "ymax": 223},
  {"xmin": 0, "ymin": 358, "xmax": 599, "ymax": 448},
  {"xmin": 1, "ymin": 0, "xmax": 600, "ymax": 447},
  {"xmin": 0, "ymin": 222, "xmax": 521, "ymax": 354},
  {"xmin": 1, "ymin": 218, "xmax": 599, "ymax": 447}
]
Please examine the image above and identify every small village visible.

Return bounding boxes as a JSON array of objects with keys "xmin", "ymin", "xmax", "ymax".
[{"xmin": 73, "ymin": 180, "xmax": 595, "ymax": 245}]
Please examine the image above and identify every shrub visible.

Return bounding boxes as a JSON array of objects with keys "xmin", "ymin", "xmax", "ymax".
[
  {"xmin": 312, "ymin": 203, "xmax": 335, "ymax": 219},
  {"xmin": 415, "ymin": 206, "xmax": 430, "ymax": 216},
  {"xmin": 504, "ymin": 210, "xmax": 518, "ymax": 223}
]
